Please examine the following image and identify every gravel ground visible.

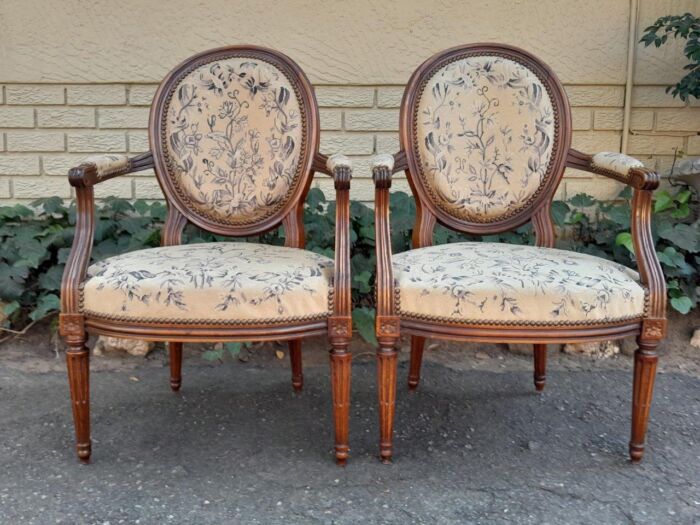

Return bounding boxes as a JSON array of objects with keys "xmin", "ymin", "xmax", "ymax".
[{"xmin": 1, "ymin": 352, "xmax": 699, "ymax": 524}]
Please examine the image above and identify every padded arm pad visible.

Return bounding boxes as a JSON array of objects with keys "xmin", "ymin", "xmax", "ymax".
[{"xmin": 591, "ymin": 152, "xmax": 644, "ymax": 177}]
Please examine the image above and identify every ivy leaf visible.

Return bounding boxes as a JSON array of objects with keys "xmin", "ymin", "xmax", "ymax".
[
  {"xmin": 670, "ymin": 296, "xmax": 693, "ymax": 314},
  {"xmin": 30, "ymin": 293, "xmax": 60, "ymax": 321},
  {"xmin": 657, "ymin": 222, "xmax": 700, "ymax": 253},
  {"xmin": 615, "ymin": 232, "xmax": 634, "ymax": 253},
  {"xmin": 657, "ymin": 246, "xmax": 685, "ymax": 268},
  {"xmin": 202, "ymin": 349, "xmax": 224, "ymax": 362},
  {"xmin": 569, "ymin": 193, "xmax": 596, "ymax": 208},
  {"xmin": 654, "ymin": 190, "xmax": 674, "ymax": 213},
  {"xmin": 352, "ymin": 307, "xmax": 377, "ymax": 346},
  {"xmin": 224, "ymin": 342, "xmax": 242, "ymax": 357},
  {"xmin": 551, "ymin": 200, "xmax": 570, "ymax": 227}
]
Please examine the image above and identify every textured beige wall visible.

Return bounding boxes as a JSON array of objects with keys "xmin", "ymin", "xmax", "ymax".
[{"xmin": 0, "ymin": 0, "xmax": 698, "ymax": 203}]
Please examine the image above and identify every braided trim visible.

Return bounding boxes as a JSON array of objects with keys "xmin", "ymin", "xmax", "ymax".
[
  {"xmin": 83, "ymin": 309, "xmax": 330, "ymax": 326},
  {"xmin": 411, "ymin": 51, "xmax": 562, "ymax": 224}
]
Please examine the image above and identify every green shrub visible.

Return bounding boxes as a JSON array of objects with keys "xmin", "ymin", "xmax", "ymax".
[
  {"xmin": 640, "ymin": 12, "xmax": 700, "ymax": 102},
  {"xmin": 0, "ymin": 186, "xmax": 697, "ymax": 342}
]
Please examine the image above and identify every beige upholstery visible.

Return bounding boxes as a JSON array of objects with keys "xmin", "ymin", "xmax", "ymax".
[
  {"xmin": 371, "ymin": 154, "xmax": 395, "ymax": 172},
  {"xmin": 414, "ymin": 56, "xmax": 557, "ymax": 222},
  {"xmin": 82, "ymin": 243, "xmax": 333, "ymax": 324},
  {"xmin": 163, "ymin": 57, "xmax": 304, "ymax": 225},
  {"xmin": 393, "ymin": 243, "xmax": 645, "ymax": 325},
  {"xmin": 591, "ymin": 152, "xmax": 644, "ymax": 177},
  {"xmin": 83, "ymin": 154, "xmax": 130, "ymax": 177},
  {"xmin": 326, "ymin": 154, "xmax": 352, "ymax": 172}
]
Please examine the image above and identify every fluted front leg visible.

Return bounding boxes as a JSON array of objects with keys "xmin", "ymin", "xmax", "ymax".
[
  {"xmin": 66, "ymin": 340, "xmax": 91, "ymax": 463},
  {"xmin": 168, "ymin": 342, "xmax": 183, "ymax": 392},
  {"xmin": 408, "ymin": 336, "xmax": 425, "ymax": 390},
  {"xmin": 377, "ymin": 343, "xmax": 398, "ymax": 463},
  {"xmin": 630, "ymin": 340, "xmax": 659, "ymax": 462},
  {"xmin": 330, "ymin": 341, "xmax": 351, "ymax": 465},
  {"xmin": 289, "ymin": 339, "xmax": 303, "ymax": 392}
]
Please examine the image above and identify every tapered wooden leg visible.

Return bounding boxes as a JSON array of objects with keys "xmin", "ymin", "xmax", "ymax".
[
  {"xmin": 408, "ymin": 336, "xmax": 426, "ymax": 390},
  {"xmin": 289, "ymin": 339, "xmax": 303, "ymax": 392},
  {"xmin": 330, "ymin": 343, "xmax": 351, "ymax": 465},
  {"xmin": 66, "ymin": 341, "xmax": 91, "ymax": 463},
  {"xmin": 377, "ymin": 344, "xmax": 398, "ymax": 463},
  {"xmin": 533, "ymin": 343, "xmax": 547, "ymax": 391},
  {"xmin": 629, "ymin": 340, "xmax": 659, "ymax": 462},
  {"xmin": 168, "ymin": 342, "xmax": 182, "ymax": 392}
]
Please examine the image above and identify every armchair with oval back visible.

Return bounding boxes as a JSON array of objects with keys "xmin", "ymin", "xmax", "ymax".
[
  {"xmin": 372, "ymin": 43, "xmax": 666, "ymax": 463},
  {"xmin": 60, "ymin": 46, "xmax": 353, "ymax": 464}
]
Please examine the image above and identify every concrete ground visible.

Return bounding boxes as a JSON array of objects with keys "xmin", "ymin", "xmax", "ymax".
[{"xmin": 1, "ymin": 333, "xmax": 699, "ymax": 525}]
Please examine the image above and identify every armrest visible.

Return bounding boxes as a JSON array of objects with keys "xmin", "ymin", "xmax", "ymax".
[
  {"xmin": 372, "ymin": 154, "xmax": 398, "ymax": 331},
  {"xmin": 325, "ymin": 154, "xmax": 353, "ymax": 331},
  {"xmin": 566, "ymin": 148, "xmax": 666, "ymax": 335},
  {"xmin": 60, "ymin": 152, "xmax": 156, "ymax": 325},
  {"xmin": 68, "ymin": 152, "xmax": 155, "ymax": 188},
  {"xmin": 566, "ymin": 149, "xmax": 660, "ymax": 190}
]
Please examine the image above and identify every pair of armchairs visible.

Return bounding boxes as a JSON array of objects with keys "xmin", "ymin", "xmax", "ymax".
[{"xmin": 59, "ymin": 44, "xmax": 666, "ymax": 466}]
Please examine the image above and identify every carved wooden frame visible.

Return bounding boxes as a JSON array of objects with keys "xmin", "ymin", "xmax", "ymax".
[
  {"xmin": 373, "ymin": 43, "xmax": 666, "ymax": 464},
  {"xmin": 59, "ymin": 45, "xmax": 352, "ymax": 465}
]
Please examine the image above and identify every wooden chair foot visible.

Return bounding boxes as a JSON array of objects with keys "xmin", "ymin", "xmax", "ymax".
[
  {"xmin": 534, "ymin": 377, "xmax": 545, "ymax": 392},
  {"xmin": 170, "ymin": 378, "xmax": 181, "ymax": 392},
  {"xmin": 77, "ymin": 441, "xmax": 92, "ymax": 463},
  {"xmin": 407, "ymin": 378, "xmax": 420, "ymax": 390},
  {"xmin": 629, "ymin": 443, "xmax": 645, "ymax": 463}
]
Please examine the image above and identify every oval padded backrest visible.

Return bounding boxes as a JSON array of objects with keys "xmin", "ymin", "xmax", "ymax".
[
  {"xmin": 151, "ymin": 47, "xmax": 316, "ymax": 233},
  {"xmin": 404, "ymin": 44, "xmax": 570, "ymax": 228}
]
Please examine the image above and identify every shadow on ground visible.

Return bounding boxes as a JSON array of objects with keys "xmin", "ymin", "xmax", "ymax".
[{"xmin": 0, "ymin": 358, "xmax": 698, "ymax": 524}]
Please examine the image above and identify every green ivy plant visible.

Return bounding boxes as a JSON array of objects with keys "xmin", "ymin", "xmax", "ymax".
[
  {"xmin": 0, "ymin": 186, "xmax": 697, "ymax": 345},
  {"xmin": 640, "ymin": 12, "xmax": 700, "ymax": 101}
]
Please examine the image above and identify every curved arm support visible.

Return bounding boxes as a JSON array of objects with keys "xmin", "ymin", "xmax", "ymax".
[
  {"xmin": 567, "ymin": 148, "xmax": 666, "ymax": 337},
  {"xmin": 324, "ymin": 154, "xmax": 353, "ymax": 340},
  {"xmin": 372, "ymin": 154, "xmax": 401, "ymax": 341},
  {"xmin": 60, "ymin": 152, "xmax": 157, "ymax": 332}
]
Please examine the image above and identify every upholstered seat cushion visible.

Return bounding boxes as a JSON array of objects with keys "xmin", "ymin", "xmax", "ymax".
[
  {"xmin": 82, "ymin": 243, "xmax": 333, "ymax": 324},
  {"xmin": 393, "ymin": 243, "xmax": 646, "ymax": 325}
]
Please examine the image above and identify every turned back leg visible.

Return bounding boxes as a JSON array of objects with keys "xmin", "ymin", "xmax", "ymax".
[
  {"xmin": 533, "ymin": 344, "xmax": 547, "ymax": 391},
  {"xmin": 408, "ymin": 336, "xmax": 426, "ymax": 390},
  {"xmin": 289, "ymin": 339, "xmax": 303, "ymax": 392},
  {"xmin": 168, "ymin": 342, "xmax": 183, "ymax": 392}
]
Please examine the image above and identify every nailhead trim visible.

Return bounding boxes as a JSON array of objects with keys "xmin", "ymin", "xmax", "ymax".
[{"xmin": 83, "ymin": 310, "xmax": 330, "ymax": 326}]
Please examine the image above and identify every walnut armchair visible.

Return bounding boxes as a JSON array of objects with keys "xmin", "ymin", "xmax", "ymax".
[
  {"xmin": 59, "ymin": 46, "xmax": 353, "ymax": 464},
  {"xmin": 372, "ymin": 44, "xmax": 666, "ymax": 463}
]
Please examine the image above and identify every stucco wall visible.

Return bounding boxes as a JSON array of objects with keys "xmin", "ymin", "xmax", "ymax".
[{"xmin": 0, "ymin": 0, "xmax": 697, "ymax": 203}]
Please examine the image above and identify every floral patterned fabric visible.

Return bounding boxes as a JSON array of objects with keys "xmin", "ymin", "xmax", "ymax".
[
  {"xmin": 163, "ymin": 57, "xmax": 304, "ymax": 224},
  {"xmin": 82, "ymin": 243, "xmax": 333, "ymax": 323},
  {"xmin": 83, "ymin": 154, "xmax": 130, "ymax": 177},
  {"xmin": 591, "ymin": 152, "xmax": 644, "ymax": 177},
  {"xmin": 415, "ymin": 56, "xmax": 557, "ymax": 222},
  {"xmin": 393, "ymin": 243, "xmax": 645, "ymax": 325}
]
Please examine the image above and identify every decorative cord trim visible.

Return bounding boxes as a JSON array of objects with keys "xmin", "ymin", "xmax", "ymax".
[
  {"xmin": 411, "ymin": 51, "xmax": 562, "ymax": 224},
  {"xmin": 82, "ymin": 309, "xmax": 330, "ymax": 326},
  {"xmin": 159, "ymin": 51, "xmax": 309, "ymax": 227},
  {"xmin": 398, "ymin": 310, "xmax": 644, "ymax": 327}
]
